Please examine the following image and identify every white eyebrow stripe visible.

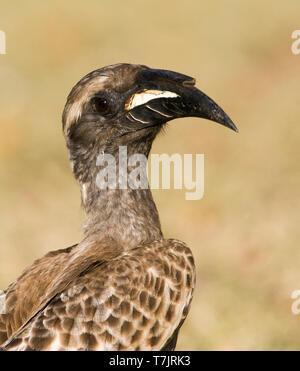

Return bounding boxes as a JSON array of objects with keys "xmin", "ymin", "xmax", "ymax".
[
  {"xmin": 64, "ymin": 74, "xmax": 109, "ymax": 134},
  {"xmin": 125, "ymin": 90, "xmax": 179, "ymax": 111},
  {"xmin": 145, "ymin": 104, "xmax": 173, "ymax": 118}
]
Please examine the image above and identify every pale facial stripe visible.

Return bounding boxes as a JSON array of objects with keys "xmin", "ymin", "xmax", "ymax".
[
  {"xmin": 64, "ymin": 75, "xmax": 109, "ymax": 134},
  {"xmin": 125, "ymin": 90, "xmax": 179, "ymax": 111}
]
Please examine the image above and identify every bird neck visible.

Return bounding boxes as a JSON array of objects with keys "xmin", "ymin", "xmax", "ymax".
[
  {"xmin": 70, "ymin": 141, "xmax": 163, "ymax": 249},
  {"xmin": 82, "ymin": 187, "xmax": 163, "ymax": 249}
]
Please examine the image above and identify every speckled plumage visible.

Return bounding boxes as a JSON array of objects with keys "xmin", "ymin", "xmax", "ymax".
[
  {"xmin": 0, "ymin": 63, "xmax": 236, "ymax": 350},
  {"xmin": 1, "ymin": 239, "xmax": 194, "ymax": 350}
]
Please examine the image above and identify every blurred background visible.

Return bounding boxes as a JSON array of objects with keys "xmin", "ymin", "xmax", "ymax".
[{"xmin": 0, "ymin": 0, "xmax": 299, "ymax": 350}]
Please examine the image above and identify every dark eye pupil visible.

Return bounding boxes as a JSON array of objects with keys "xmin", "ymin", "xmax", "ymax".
[{"xmin": 93, "ymin": 97, "xmax": 109, "ymax": 113}]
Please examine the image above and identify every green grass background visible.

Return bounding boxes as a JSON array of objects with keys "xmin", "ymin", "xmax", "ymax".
[{"xmin": 0, "ymin": 0, "xmax": 300, "ymax": 350}]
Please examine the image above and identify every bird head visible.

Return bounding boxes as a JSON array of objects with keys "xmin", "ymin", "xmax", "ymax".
[{"xmin": 62, "ymin": 63, "xmax": 237, "ymax": 183}]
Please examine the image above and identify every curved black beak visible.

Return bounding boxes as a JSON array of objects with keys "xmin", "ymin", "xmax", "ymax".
[{"xmin": 125, "ymin": 68, "xmax": 238, "ymax": 133}]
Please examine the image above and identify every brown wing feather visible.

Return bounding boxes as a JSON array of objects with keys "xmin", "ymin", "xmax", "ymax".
[
  {"xmin": 1, "ymin": 239, "xmax": 195, "ymax": 351},
  {"xmin": 0, "ymin": 238, "xmax": 121, "ymax": 345},
  {"xmin": 0, "ymin": 244, "xmax": 77, "ymax": 341}
]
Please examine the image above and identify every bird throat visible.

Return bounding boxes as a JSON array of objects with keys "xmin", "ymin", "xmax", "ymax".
[{"xmin": 75, "ymin": 143, "xmax": 163, "ymax": 250}]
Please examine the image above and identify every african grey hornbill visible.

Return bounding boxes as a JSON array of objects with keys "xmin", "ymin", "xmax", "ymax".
[{"xmin": 0, "ymin": 63, "xmax": 237, "ymax": 350}]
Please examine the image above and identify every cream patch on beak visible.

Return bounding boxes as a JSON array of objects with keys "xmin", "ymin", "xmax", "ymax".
[{"xmin": 125, "ymin": 90, "xmax": 179, "ymax": 111}]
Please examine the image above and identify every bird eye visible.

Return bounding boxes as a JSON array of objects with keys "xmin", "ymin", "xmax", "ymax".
[{"xmin": 92, "ymin": 97, "xmax": 109, "ymax": 114}]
